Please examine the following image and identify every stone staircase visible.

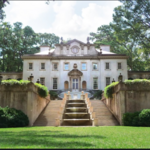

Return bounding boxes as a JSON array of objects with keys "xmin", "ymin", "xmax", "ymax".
[
  {"xmin": 61, "ymin": 99, "xmax": 93, "ymax": 126},
  {"xmin": 33, "ymin": 100, "xmax": 62, "ymax": 126},
  {"xmin": 33, "ymin": 97, "xmax": 119, "ymax": 126},
  {"xmin": 91, "ymin": 100, "xmax": 119, "ymax": 126}
]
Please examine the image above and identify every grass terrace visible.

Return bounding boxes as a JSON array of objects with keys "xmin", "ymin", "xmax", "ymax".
[{"xmin": 0, "ymin": 126, "xmax": 150, "ymax": 148}]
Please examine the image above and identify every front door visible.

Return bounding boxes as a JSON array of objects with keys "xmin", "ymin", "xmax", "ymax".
[{"xmin": 72, "ymin": 78, "xmax": 78, "ymax": 92}]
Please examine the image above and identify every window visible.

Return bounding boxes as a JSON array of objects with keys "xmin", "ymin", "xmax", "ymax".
[
  {"xmin": 118, "ymin": 63, "xmax": 122, "ymax": 69},
  {"xmin": 53, "ymin": 63, "xmax": 58, "ymax": 71},
  {"xmin": 40, "ymin": 77, "xmax": 45, "ymax": 85},
  {"xmin": 82, "ymin": 63, "xmax": 86, "ymax": 70},
  {"xmin": 93, "ymin": 63, "xmax": 98, "ymax": 70},
  {"xmin": 41, "ymin": 63, "xmax": 45, "ymax": 70},
  {"xmin": 29, "ymin": 63, "xmax": 33, "ymax": 70},
  {"xmin": 106, "ymin": 63, "xmax": 109, "ymax": 69},
  {"xmin": 106, "ymin": 77, "xmax": 110, "ymax": 86},
  {"xmin": 93, "ymin": 78, "xmax": 98, "ymax": 89},
  {"xmin": 53, "ymin": 78, "xmax": 57, "ymax": 89},
  {"xmin": 64, "ymin": 63, "xmax": 69, "ymax": 70}
]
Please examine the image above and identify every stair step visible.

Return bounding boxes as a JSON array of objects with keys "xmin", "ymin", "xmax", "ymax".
[{"xmin": 66, "ymin": 107, "xmax": 87, "ymax": 109}]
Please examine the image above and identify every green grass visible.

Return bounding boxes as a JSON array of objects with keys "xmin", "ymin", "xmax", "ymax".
[{"xmin": 0, "ymin": 126, "xmax": 150, "ymax": 148}]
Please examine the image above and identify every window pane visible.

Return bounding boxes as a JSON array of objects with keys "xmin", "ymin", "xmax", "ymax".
[
  {"xmin": 65, "ymin": 63, "xmax": 69, "ymax": 70},
  {"xmin": 106, "ymin": 63, "xmax": 109, "ymax": 69},
  {"xmin": 29, "ymin": 63, "xmax": 32, "ymax": 69},
  {"xmin": 53, "ymin": 63, "xmax": 58, "ymax": 70},
  {"xmin": 118, "ymin": 63, "xmax": 121, "ymax": 69},
  {"xmin": 53, "ymin": 78, "xmax": 57, "ymax": 89},
  {"xmin": 82, "ymin": 63, "xmax": 86, "ymax": 70},
  {"xmin": 93, "ymin": 78, "xmax": 98, "ymax": 89},
  {"xmin": 106, "ymin": 77, "xmax": 110, "ymax": 86},
  {"xmin": 41, "ymin": 63, "xmax": 45, "ymax": 69},
  {"xmin": 40, "ymin": 78, "xmax": 45, "ymax": 85},
  {"xmin": 93, "ymin": 63, "xmax": 97, "ymax": 70}
]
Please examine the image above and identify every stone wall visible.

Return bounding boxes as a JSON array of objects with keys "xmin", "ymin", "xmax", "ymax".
[
  {"xmin": 102, "ymin": 82, "xmax": 150, "ymax": 125},
  {"xmin": 0, "ymin": 82, "xmax": 50, "ymax": 126}
]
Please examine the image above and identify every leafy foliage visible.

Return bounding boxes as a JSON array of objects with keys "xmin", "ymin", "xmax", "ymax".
[
  {"xmin": 104, "ymin": 82, "xmax": 119, "ymax": 98},
  {"xmin": 2, "ymin": 79, "xmax": 49, "ymax": 98},
  {"xmin": 0, "ymin": 22, "xmax": 59, "ymax": 72},
  {"xmin": 93, "ymin": 90, "xmax": 103, "ymax": 100},
  {"xmin": 123, "ymin": 111, "xmax": 141, "ymax": 126},
  {"xmin": 124, "ymin": 79, "xmax": 150, "ymax": 86},
  {"xmin": 35, "ymin": 83, "xmax": 49, "ymax": 98},
  {"xmin": 123, "ymin": 109, "xmax": 150, "ymax": 127},
  {"xmin": 49, "ymin": 91, "xmax": 58, "ymax": 100},
  {"xmin": 89, "ymin": 0, "xmax": 150, "ymax": 71},
  {"xmin": 1, "ymin": 79, "xmax": 30, "ymax": 85},
  {"xmin": 139, "ymin": 109, "xmax": 150, "ymax": 126},
  {"xmin": 0, "ymin": 106, "xmax": 29, "ymax": 128}
]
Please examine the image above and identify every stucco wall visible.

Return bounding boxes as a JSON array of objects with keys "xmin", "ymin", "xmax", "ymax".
[
  {"xmin": 102, "ymin": 82, "xmax": 150, "ymax": 125},
  {"xmin": 0, "ymin": 82, "xmax": 50, "ymax": 126},
  {"xmin": 23, "ymin": 58, "xmax": 128, "ymax": 91}
]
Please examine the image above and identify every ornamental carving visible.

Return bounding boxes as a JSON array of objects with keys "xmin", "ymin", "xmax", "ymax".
[
  {"xmin": 71, "ymin": 46, "xmax": 79, "ymax": 54},
  {"xmin": 68, "ymin": 69, "xmax": 83, "ymax": 76}
]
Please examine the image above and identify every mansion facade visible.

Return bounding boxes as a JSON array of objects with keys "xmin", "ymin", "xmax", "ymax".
[{"xmin": 21, "ymin": 38, "xmax": 128, "ymax": 91}]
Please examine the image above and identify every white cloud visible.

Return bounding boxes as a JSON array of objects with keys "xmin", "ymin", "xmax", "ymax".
[
  {"xmin": 4, "ymin": 1, "xmax": 50, "ymax": 25},
  {"xmin": 4, "ymin": 1, "xmax": 121, "ymax": 43},
  {"xmin": 40, "ymin": 1, "xmax": 121, "ymax": 42}
]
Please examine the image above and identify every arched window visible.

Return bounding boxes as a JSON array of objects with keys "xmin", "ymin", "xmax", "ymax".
[
  {"xmin": 64, "ymin": 81, "xmax": 69, "ymax": 90},
  {"xmin": 82, "ymin": 81, "xmax": 86, "ymax": 90}
]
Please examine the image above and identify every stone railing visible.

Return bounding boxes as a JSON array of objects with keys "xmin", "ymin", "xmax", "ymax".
[
  {"xmin": 0, "ymin": 82, "xmax": 50, "ymax": 126},
  {"xmin": 101, "ymin": 81, "xmax": 150, "ymax": 125}
]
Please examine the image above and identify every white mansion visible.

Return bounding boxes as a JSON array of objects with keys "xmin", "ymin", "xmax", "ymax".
[{"xmin": 21, "ymin": 38, "xmax": 128, "ymax": 91}]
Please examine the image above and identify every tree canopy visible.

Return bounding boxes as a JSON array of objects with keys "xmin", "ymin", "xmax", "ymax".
[{"xmin": 90, "ymin": 0, "xmax": 150, "ymax": 71}]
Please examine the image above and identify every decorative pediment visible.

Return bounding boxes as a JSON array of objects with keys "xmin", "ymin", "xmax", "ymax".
[{"xmin": 68, "ymin": 69, "xmax": 83, "ymax": 76}]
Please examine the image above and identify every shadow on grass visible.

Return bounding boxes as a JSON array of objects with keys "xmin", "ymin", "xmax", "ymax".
[{"xmin": 0, "ymin": 130, "xmax": 106, "ymax": 148}]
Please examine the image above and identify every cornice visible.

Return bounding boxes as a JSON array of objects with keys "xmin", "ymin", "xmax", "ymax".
[{"xmin": 22, "ymin": 54, "xmax": 128, "ymax": 60}]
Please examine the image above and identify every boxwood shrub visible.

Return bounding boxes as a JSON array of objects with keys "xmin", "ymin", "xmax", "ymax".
[
  {"xmin": 0, "ymin": 106, "xmax": 29, "ymax": 128},
  {"xmin": 139, "ymin": 109, "xmax": 150, "ymax": 126},
  {"xmin": 123, "ymin": 111, "xmax": 141, "ymax": 126},
  {"xmin": 123, "ymin": 109, "xmax": 150, "ymax": 126}
]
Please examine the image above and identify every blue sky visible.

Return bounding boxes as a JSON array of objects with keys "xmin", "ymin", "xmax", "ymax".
[{"xmin": 4, "ymin": 0, "xmax": 122, "ymax": 42}]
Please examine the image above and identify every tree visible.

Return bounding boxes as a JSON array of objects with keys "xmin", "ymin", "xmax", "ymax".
[
  {"xmin": 37, "ymin": 33, "xmax": 59, "ymax": 48},
  {"xmin": 0, "ymin": 22, "xmax": 60, "ymax": 72},
  {"xmin": 0, "ymin": 0, "xmax": 9, "ymax": 21}
]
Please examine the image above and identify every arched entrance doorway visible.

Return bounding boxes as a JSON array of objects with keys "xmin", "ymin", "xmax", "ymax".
[
  {"xmin": 82, "ymin": 81, "xmax": 86, "ymax": 90},
  {"xmin": 68, "ymin": 63, "xmax": 83, "ymax": 92},
  {"xmin": 64, "ymin": 81, "xmax": 69, "ymax": 90}
]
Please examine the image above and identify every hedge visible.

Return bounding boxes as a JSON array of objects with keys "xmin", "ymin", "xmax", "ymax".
[
  {"xmin": 0, "ymin": 106, "xmax": 29, "ymax": 128},
  {"xmin": 104, "ymin": 79, "xmax": 150, "ymax": 99},
  {"xmin": 1, "ymin": 79, "xmax": 49, "ymax": 98},
  {"xmin": 123, "ymin": 109, "xmax": 150, "ymax": 126}
]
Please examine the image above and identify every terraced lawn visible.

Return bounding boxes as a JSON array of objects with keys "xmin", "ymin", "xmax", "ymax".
[{"xmin": 0, "ymin": 126, "xmax": 150, "ymax": 148}]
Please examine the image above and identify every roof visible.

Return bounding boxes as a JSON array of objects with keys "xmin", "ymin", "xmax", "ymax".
[
  {"xmin": 96, "ymin": 49, "xmax": 116, "ymax": 54},
  {"xmin": 55, "ymin": 39, "xmax": 94, "ymax": 46}
]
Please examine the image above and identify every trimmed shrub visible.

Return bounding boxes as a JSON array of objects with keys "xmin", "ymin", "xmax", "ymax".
[
  {"xmin": 35, "ymin": 83, "xmax": 49, "ymax": 98},
  {"xmin": 0, "ymin": 106, "xmax": 29, "ymax": 128},
  {"xmin": 2, "ymin": 79, "xmax": 49, "ymax": 98},
  {"xmin": 49, "ymin": 91, "xmax": 58, "ymax": 100},
  {"xmin": 104, "ymin": 82, "xmax": 119, "ymax": 98},
  {"xmin": 2, "ymin": 79, "xmax": 30, "ymax": 85},
  {"xmin": 123, "ymin": 111, "xmax": 140, "ymax": 126},
  {"xmin": 139, "ymin": 109, "xmax": 150, "ymax": 126},
  {"xmin": 93, "ymin": 90, "xmax": 103, "ymax": 99},
  {"xmin": 124, "ymin": 79, "xmax": 150, "ymax": 85}
]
